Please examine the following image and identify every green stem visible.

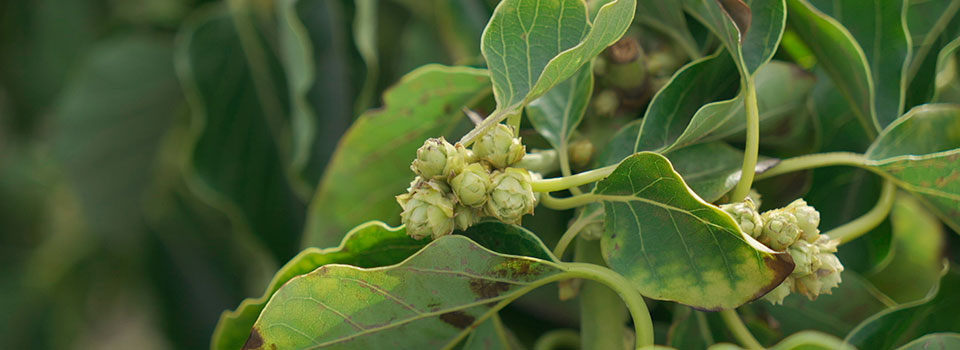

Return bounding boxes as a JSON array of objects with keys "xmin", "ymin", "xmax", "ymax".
[
  {"xmin": 755, "ymin": 152, "xmax": 873, "ymax": 180},
  {"xmin": 532, "ymin": 165, "xmax": 617, "ymax": 193},
  {"xmin": 516, "ymin": 150, "xmax": 561, "ymax": 175},
  {"xmin": 719, "ymin": 309, "xmax": 762, "ymax": 350},
  {"xmin": 533, "ymin": 329, "xmax": 580, "ymax": 350},
  {"xmin": 564, "ymin": 262, "xmax": 655, "ymax": 349},
  {"xmin": 576, "ymin": 240, "xmax": 627, "ymax": 350},
  {"xmin": 540, "ymin": 193, "xmax": 601, "ymax": 211},
  {"xmin": 558, "ymin": 145, "xmax": 583, "ymax": 196},
  {"xmin": 553, "ymin": 208, "xmax": 603, "ymax": 258},
  {"xmin": 729, "ymin": 78, "xmax": 760, "ymax": 202},
  {"xmin": 827, "ymin": 180, "xmax": 897, "ymax": 244}
]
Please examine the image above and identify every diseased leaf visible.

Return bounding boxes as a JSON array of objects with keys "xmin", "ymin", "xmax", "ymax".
[
  {"xmin": 896, "ymin": 333, "xmax": 960, "ymax": 350},
  {"xmin": 211, "ymin": 222, "xmax": 425, "ymax": 350},
  {"xmin": 176, "ymin": 6, "xmax": 305, "ymax": 260},
  {"xmin": 846, "ymin": 266, "xmax": 960, "ymax": 349},
  {"xmin": 786, "ymin": 0, "xmax": 876, "ymax": 136},
  {"xmin": 756, "ymin": 271, "xmax": 894, "ymax": 338},
  {"xmin": 526, "ymin": 63, "xmax": 594, "ymax": 159},
  {"xmin": 807, "ymin": 0, "xmax": 911, "ymax": 130},
  {"xmin": 303, "ymin": 65, "xmax": 491, "ymax": 248},
  {"xmin": 247, "ymin": 236, "xmax": 565, "ymax": 349},
  {"xmin": 597, "ymin": 152, "xmax": 793, "ymax": 310},
  {"xmin": 865, "ymin": 104, "xmax": 960, "ymax": 232}
]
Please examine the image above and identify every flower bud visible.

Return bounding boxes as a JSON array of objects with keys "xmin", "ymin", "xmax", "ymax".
[
  {"xmin": 397, "ymin": 181, "xmax": 455, "ymax": 239},
  {"xmin": 454, "ymin": 204, "xmax": 482, "ymax": 231},
  {"xmin": 720, "ymin": 198, "xmax": 763, "ymax": 238},
  {"xmin": 795, "ymin": 253, "xmax": 843, "ymax": 300},
  {"xmin": 762, "ymin": 277, "xmax": 794, "ymax": 305},
  {"xmin": 785, "ymin": 199, "xmax": 821, "ymax": 242},
  {"xmin": 411, "ymin": 137, "xmax": 467, "ymax": 179},
  {"xmin": 786, "ymin": 239, "xmax": 821, "ymax": 276},
  {"xmin": 450, "ymin": 163, "xmax": 492, "ymax": 207},
  {"xmin": 758, "ymin": 209, "xmax": 801, "ymax": 251},
  {"xmin": 474, "ymin": 124, "xmax": 525, "ymax": 169},
  {"xmin": 485, "ymin": 168, "xmax": 537, "ymax": 223}
]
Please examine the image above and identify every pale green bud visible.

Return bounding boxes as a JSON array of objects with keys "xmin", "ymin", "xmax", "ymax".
[
  {"xmin": 411, "ymin": 137, "xmax": 467, "ymax": 179},
  {"xmin": 758, "ymin": 209, "xmax": 801, "ymax": 251},
  {"xmin": 786, "ymin": 239, "xmax": 821, "ymax": 276},
  {"xmin": 474, "ymin": 124, "xmax": 525, "ymax": 169},
  {"xmin": 450, "ymin": 163, "xmax": 491, "ymax": 207},
  {"xmin": 763, "ymin": 277, "xmax": 794, "ymax": 305},
  {"xmin": 485, "ymin": 168, "xmax": 537, "ymax": 223},
  {"xmin": 795, "ymin": 253, "xmax": 843, "ymax": 300},
  {"xmin": 785, "ymin": 199, "xmax": 821, "ymax": 242},
  {"xmin": 720, "ymin": 198, "xmax": 763, "ymax": 238},
  {"xmin": 397, "ymin": 181, "xmax": 455, "ymax": 239},
  {"xmin": 454, "ymin": 204, "xmax": 482, "ymax": 231}
]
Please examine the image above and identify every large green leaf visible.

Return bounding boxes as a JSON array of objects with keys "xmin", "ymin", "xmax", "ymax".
[
  {"xmin": 278, "ymin": 0, "xmax": 362, "ymax": 186},
  {"xmin": 302, "ymin": 65, "xmax": 491, "ymax": 248},
  {"xmin": 865, "ymin": 104, "xmax": 960, "ymax": 232},
  {"xmin": 683, "ymin": 0, "xmax": 786, "ymax": 75},
  {"xmin": 635, "ymin": 0, "xmax": 701, "ymax": 59},
  {"xmin": 869, "ymin": 194, "xmax": 946, "ymax": 302},
  {"xmin": 247, "ymin": 235, "xmax": 566, "ymax": 349},
  {"xmin": 807, "ymin": 0, "xmax": 911, "ymax": 130},
  {"xmin": 846, "ymin": 266, "xmax": 960, "ymax": 349},
  {"xmin": 176, "ymin": 6, "xmax": 305, "ymax": 260},
  {"xmin": 756, "ymin": 271, "xmax": 894, "ymax": 338},
  {"xmin": 597, "ymin": 152, "xmax": 793, "ymax": 310},
  {"xmin": 526, "ymin": 63, "xmax": 593, "ymax": 171},
  {"xmin": 896, "ymin": 333, "xmax": 960, "ymax": 350},
  {"xmin": 211, "ymin": 222, "xmax": 425, "ymax": 350},
  {"xmin": 786, "ymin": 0, "xmax": 876, "ymax": 136}
]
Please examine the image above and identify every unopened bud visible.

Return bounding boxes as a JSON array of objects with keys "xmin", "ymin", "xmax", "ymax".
[
  {"xmin": 758, "ymin": 209, "xmax": 801, "ymax": 251},
  {"xmin": 474, "ymin": 124, "xmax": 525, "ymax": 169},
  {"xmin": 762, "ymin": 277, "xmax": 794, "ymax": 305},
  {"xmin": 785, "ymin": 199, "xmax": 821, "ymax": 242},
  {"xmin": 485, "ymin": 168, "xmax": 537, "ymax": 223},
  {"xmin": 397, "ymin": 181, "xmax": 455, "ymax": 239},
  {"xmin": 720, "ymin": 198, "xmax": 763, "ymax": 238},
  {"xmin": 411, "ymin": 137, "xmax": 467, "ymax": 179},
  {"xmin": 454, "ymin": 204, "xmax": 482, "ymax": 231},
  {"xmin": 450, "ymin": 163, "xmax": 492, "ymax": 207}
]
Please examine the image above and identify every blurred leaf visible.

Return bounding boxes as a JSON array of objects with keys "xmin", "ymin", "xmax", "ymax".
[
  {"xmin": 846, "ymin": 266, "xmax": 960, "ymax": 349},
  {"xmin": 51, "ymin": 34, "xmax": 180, "ymax": 239},
  {"xmin": 933, "ymin": 37, "xmax": 960, "ymax": 103},
  {"xmin": 756, "ymin": 271, "xmax": 894, "ymax": 338},
  {"xmin": 807, "ymin": 0, "xmax": 910, "ymax": 130},
  {"xmin": 683, "ymin": 0, "xmax": 786, "ymax": 75},
  {"xmin": 865, "ymin": 104, "xmax": 960, "ymax": 232},
  {"xmin": 635, "ymin": 0, "xmax": 701, "ymax": 59},
  {"xmin": 176, "ymin": 5, "xmax": 305, "ymax": 260},
  {"xmin": 302, "ymin": 65, "xmax": 490, "ymax": 248},
  {"xmin": 597, "ymin": 152, "xmax": 793, "ymax": 310},
  {"xmin": 279, "ymin": 0, "xmax": 363, "ymax": 186},
  {"xmin": 248, "ymin": 235, "xmax": 561, "ymax": 349},
  {"xmin": 896, "ymin": 333, "xmax": 960, "ymax": 350},
  {"xmin": 526, "ymin": 64, "xmax": 594, "ymax": 168},
  {"xmin": 709, "ymin": 330, "xmax": 855, "ymax": 350},
  {"xmin": 666, "ymin": 306, "xmax": 713, "ymax": 349},
  {"xmin": 869, "ymin": 194, "xmax": 946, "ymax": 303},
  {"xmin": 786, "ymin": 0, "xmax": 875, "ymax": 136}
]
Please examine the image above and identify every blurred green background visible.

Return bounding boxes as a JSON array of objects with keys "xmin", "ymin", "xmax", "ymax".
[{"xmin": 0, "ymin": 0, "xmax": 498, "ymax": 348}]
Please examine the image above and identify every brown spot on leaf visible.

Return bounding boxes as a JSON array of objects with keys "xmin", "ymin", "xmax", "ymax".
[
  {"xmin": 750, "ymin": 251, "xmax": 796, "ymax": 302},
  {"xmin": 469, "ymin": 278, "xmax": 511, "ymax": 298},
  {"xmin": 718, "ymin": 0, "xmax": 752, "ymax": 42},
  {"xmin": 443, "ymin": 104, "xmax": 452, "ymax": 114},
  {"xmin": 439, "ymin": 311, "xmax": 475, "ymax": 329},
  {"xmin": 492, "ymin": 258, "xmax": 545, "ymax": 279},
  {"xmin": 242, "ymin": 327, "xmax": 264, "ymax": 350}
]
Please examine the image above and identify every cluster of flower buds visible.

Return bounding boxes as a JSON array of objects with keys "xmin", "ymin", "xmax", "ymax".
[
  {"xmin": 721, "ymin": 198, "xmax": 844, "ymax": 303},
  {"xmin": 396, "ymin": 124, "xmax": 537, "ymax": 239}
]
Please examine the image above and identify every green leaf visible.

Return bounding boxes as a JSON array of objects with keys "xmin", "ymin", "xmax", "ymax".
[
  {"xmin": 666, "ymin": 306, "xmax": 714, "ymax": 349},
  {"xmin": 786, "ymin": 0, "xmax": 876, "ymax": 136},
  {"xmin": 756, "ymin": 271, "xmax": 894, "ymax": 338},
  {"xmin": 211, "ymin": 222, "xmax": 426, "ymax": 350},
  {"xmin": 176, "ymin": 6, "xmax": 305, "ymax": 260},
  {"xmin": 247, "ymin": 235, "xmax": 566, "ymax": 349},
  {"xmin": 933, "ymin": 37, "xmax": 960, "ymax": 103},
  {"xmin": 279, "ymin": 0, "xmax": 363, "ymax": 186},
  {"xmin": 846, "ymin": 266, "xmax": 960, "ymax": 349},
  {"xmin": 302, "ymin": 65, "xmax": 491, "ymax": 248},
  {"xmin": 683, "ymin": 0, "xmax": 786, "ymax": 75},
  {"xmin": 896, "ymin": 333, "xmax": 960, "ymax": 350},
  {"xmin": 635, "ymin": 0, "xmax": 701, "ymax": 59},
  {"xmin": 51, "ymin": 35, "xmax": 180, "ymax": 238},
  {"xmin": 905, "ymin": 4, "xmax": 960, "ymax": 108},
  {"xmin": 868, "ymin": 195, "xmax": 946, "ymax": 303},
  {"xmin": 526, "ymin": 63, "xmax": 593, "ymax": 165},
  {"xmin": 707, "ymin": 331, "xmax": 854, "ymax": 350},
  {"xmin": 807, "ymin": 0, "xmax": 911, "ymax": 130},
  {"xmin": 865, "ymin": 104, "xmax": 960, "ymax": 232},
  {"xmin": 596, "ymin": 152, "xmax": 793, "ymax": 310}
]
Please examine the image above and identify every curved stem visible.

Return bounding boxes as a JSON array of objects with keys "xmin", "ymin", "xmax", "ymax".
[
  {"xmin": 755, "ymin": 152, "xmax": 871, "ymax": 180},
  {"xmin": 553, "ymin": 209, "xmax": 603, "ymax": 258},
  {"xmin": 558, "ymin": 147, "xmax": 583, "ymax": 196},
  {"xmin": 730, "ymin": 78, "xmax": 760, "ymax": 202},
  {"xmin": 533, "ymin": 329, "xmax": 580, "ymax": 350},
  {"xmin": 576, "ymin": 240, "xmax": 627, "ymax": 350},
  {"xmin": 719, "ymin": 309, "xmax": 762, "ymax": 350},
  {"xmin": 540, "ymin": 193, "xmax": 601, "ymax": 211},
  {"xmin": 532, "ymin": 165, "xmax": 617, "ymax": 193},
  {"xmin": 828, "ymin": 180, "xmax": 897, "ymax": 244},
  {"xmin": 564, "ymin": 262, "xmax": 655, "ymax": 349}
]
